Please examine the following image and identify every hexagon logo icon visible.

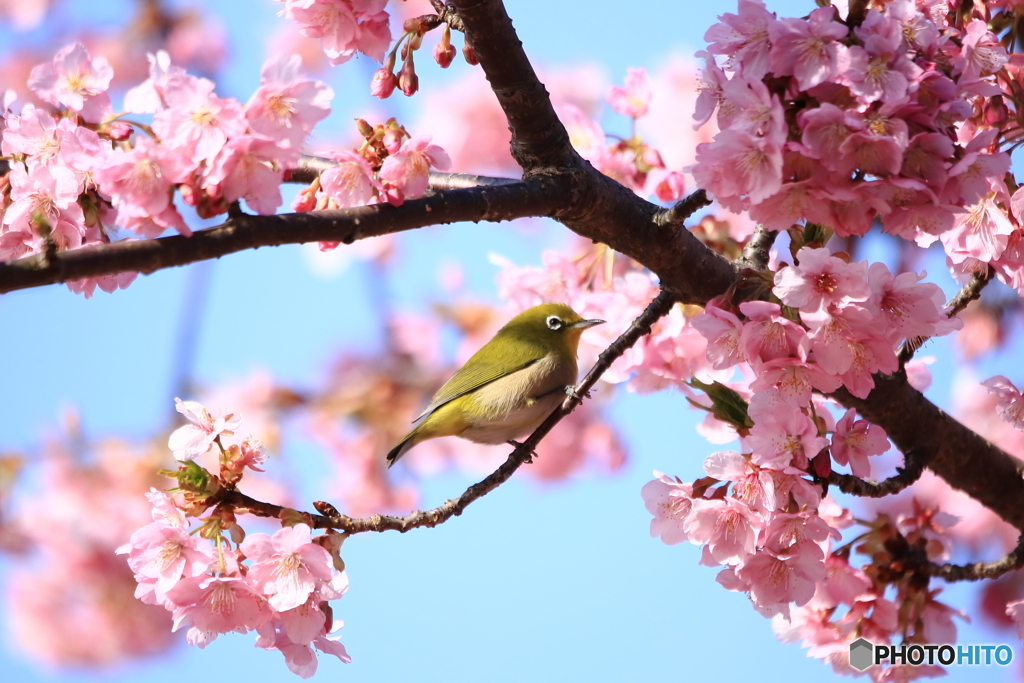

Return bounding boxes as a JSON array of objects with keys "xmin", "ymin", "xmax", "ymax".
[{"xmin": 849, "ymin": 638, "xmax": 874, "ymax": 672}]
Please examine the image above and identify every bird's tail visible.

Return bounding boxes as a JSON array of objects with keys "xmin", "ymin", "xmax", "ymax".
[{"xmin": 386, "ymin": 432, "xmax": 416, "ymax": 468}]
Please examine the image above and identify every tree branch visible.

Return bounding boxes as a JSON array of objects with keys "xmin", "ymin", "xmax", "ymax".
[
  {"xmin": 734, "ymin": 225, "xmax": 776, "ymax": 272},
  {"xmin": 453, "ymin": 0, "xmax": 1024, "ymax": 532},
  {"xmin": 212, "ymin": 290, "xmax": 678, "ymax": 533},
  {"xmin": 922, "ymin": 533, "xmax": 1024, "ymax": 581},
  {"xmin": 0, "ymin": 178, "xmax": 564, "ymax": 294},
  {"xmin": 826, "ymin": 448, "xmax": 926, "ymax": 498},
  {"xmin": 654, "ymin": 189, "xmax": 710, "ymax": 227}
]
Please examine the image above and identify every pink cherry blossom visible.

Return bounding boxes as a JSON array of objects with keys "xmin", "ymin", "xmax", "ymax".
[
  {"xmin": 204, "ymin": 134, "xmax": 292, "ymax": 215},
  {"xmin": 737, "ymin": 541, "xmax": 825, "ymax": 609},
  {"xmin": 119, "ymin": 522, "xmax": 214, "ymax": 598},
  {"xmin": 124, "ymin": 50, "xmax": 186, "ymax": 114},
  {"xmin": 240, "ymin": 524, "xmax": 335, "ymax": 612},
  {"xmin": 378, "ymin": 135, "xmax": 451, "ymax": 204},
  {"xmin": 641, "ymin": 472, "xmax": 694, "ymax": 545},
  {"xmin": 28, "ymin": 43, "xmax": 113, "ymax": 123},
  {"xmin": 767, "ymin": 7, "xmax": 849, "ymax": 91},
  {"xmin": 830, "ymin": 408, "xmax": 889, "ymax": 477},
  {"xmin": 319, "ymin": 150, "xmax": 382, "ymax": 208},
  {"xmin": 704, "ymin": 0, "xmax": 775, "ymax": 80},
  {"xmin": 692, "ymin": 302, "xmax": 745, "ymax": 370},
  {"xmin": 981, "ymin": 375, "xmax": 1024, "ymax": 431},
  {"xmin": 167, "ymin": 576, "xmax": 270, "ymax": 637},
  {"xmin": 153, "ymin": 74, "xmax": 247, "ymax": 164},
  {"xmin": 685, "ymin": 497, "xmax": 762, "ymax": 565},
  {"xmin": 606, "ymin": 67, "xmax": 652, "ymax": 119},
  {"xmin": 749, "ymin": 357, "xmax": 841, "ymax": 406},
  {"xmin": 94, "ymin": 137, "xmax": 194, "ymax": 217},
  {"xmin": 167, "ymin": 397, "xmax": 243, "ymax": 461},
  {"xmin": 747, "ymin": 403, "xmax": 829, "ymax": 470},
  {"xmin": 704, "ymin": 451, "xmax": 776, "ymax": 512},
  {"xmin": 692, "ymin": 128, "xmax": 783, "ymax": 206},
  {"xmin": 866, "ymin": 262, "xmax": 961, "ymax": 343},
  {"xmin": 773, "ymin": 248, "xmax": 871, "ymax": 319},
  {"xmin": 954, "ymin": 20, "xmax": 1008, "ymax": 82},
  {"xmin": 2, "ymin": 162, "xmax": 85, "ymax": 251},
  {"xmin": 246, "ymin": 54, "xmax": 333, "ymax": 148},
  {"xmin": 738, "ymin": 300, "xmax": 809, "ymax": 367}
]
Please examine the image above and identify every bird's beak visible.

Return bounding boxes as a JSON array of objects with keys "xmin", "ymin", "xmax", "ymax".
[{"xmin": 571, "ymin": 318, "xmax": 605, "ymax": 330}]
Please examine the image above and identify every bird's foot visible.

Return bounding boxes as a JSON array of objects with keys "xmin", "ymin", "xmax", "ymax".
[
  {"xmin": 564, "ymin": 385, "xmax": 590, "ymax": 401},
  {"xmin": 507, "ymin": 440, "xmax": 537, "ymax": 463}
]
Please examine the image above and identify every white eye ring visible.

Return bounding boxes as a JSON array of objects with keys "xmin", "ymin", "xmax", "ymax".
[{"xmin": 546, "ymin": 315, "xmax": 563, "ymax": 330}]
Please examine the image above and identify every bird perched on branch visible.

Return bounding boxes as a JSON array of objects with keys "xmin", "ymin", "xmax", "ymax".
[{"xmin": 386, "ymin": 303, "xmax": 604, "ymax": 467}]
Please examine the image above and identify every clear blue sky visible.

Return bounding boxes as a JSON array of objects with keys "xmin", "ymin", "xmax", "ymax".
[{"xmin": 0, "ymin": 1, "xmax": 1017, "ymax": 681}]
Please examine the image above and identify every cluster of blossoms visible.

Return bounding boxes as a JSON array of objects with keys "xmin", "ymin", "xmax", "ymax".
[
  {"xmin": 0, "ymin": 43, "xmax": 332, "ymax": 295},
  {"xmin": 642, "ymin": 244, "xmax": 969, "ymax": 677},
  {"xmin": 690, "ymin": 0, "xmax": 1024, "ymax": 293},
  {"xmin": 278, "ymin": 0, "xmax": 391, "ymax": 67},
  {"xmin": 559, "ymin": 67, "xmax": 686, "ymax": 203},
  {"xmin": 292, "ymin": 117, "xmax": 451, "ymax": 244},
  {"xmin": 119, "ymin": 399, "xmax": 351, "ymax": 678},
  {"xmin": 1, "ymin": 40, "xmax": 453, "ymax": 295}
]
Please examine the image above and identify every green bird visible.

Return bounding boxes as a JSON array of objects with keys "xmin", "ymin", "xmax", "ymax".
[{"xmin": 386, "ymin": 303, "xmax": 604, "ymax": 467}]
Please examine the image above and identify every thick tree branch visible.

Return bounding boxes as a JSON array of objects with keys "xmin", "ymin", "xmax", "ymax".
[
  {"xmin": 0, "ymin": 178, "xmax": 563, "ymax": 294},
  {"xmin": 212, "ymin": 290, "xmax": 678, "ymax": 533}
]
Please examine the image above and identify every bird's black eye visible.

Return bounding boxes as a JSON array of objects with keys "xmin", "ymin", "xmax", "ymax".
[{"xmin": 546, "ymin": 315, "xmax": 563, "ymax": 330}]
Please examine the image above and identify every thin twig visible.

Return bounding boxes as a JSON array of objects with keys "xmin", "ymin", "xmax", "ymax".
[
  {"xmin": 898, "ymin": 268, "xmax": 992, "ymax": 365},
  {"xmin": 654, "ymin": 190, "xmax": 710, "ymax": 227},
  {"xmin": 826, "ymin": 448, "xmax": 927, "ymax": 498},
  {"xmin": 922, "ymin": 533, "xmax": 1024, "ymax": 581},
  {"xmin": 734, "ymin": 225, "xmax": 776, "ymax": 271},
  {"xmin": 212, "ymin": 290, "xmax": 678, "ymax": 534}
]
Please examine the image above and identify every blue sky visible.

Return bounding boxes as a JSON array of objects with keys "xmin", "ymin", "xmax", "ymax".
[{"xmin": 0, "ymin": 1, "xmax": 1020, "ymax": 681}]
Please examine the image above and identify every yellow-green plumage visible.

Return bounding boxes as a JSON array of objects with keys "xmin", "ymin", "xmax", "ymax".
[{"xmin": 386, "ymin": 303, "xmax": 603, "ymax": 467}]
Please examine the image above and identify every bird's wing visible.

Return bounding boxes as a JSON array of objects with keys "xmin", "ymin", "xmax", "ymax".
[{"xmin": 413, "ymin": 337, "xmax": 547, "ymax": 422}]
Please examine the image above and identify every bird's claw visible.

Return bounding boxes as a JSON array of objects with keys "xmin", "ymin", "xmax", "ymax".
[
  {"xmin": 564, "ymin": 385, "xmax": 590, "ymax": 401},
  {"xmin": 507, "ymin": 440, "xmax": 537, "ymax": 463}
]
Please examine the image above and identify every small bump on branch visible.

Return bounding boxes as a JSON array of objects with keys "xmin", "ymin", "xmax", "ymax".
[
  {"xmin": 654, "ymin": 189, "xmax": 710, "ymax": 227},
  {"xmin": 734, "ymin": 224, "xmax": 776, "ymax": 272}
]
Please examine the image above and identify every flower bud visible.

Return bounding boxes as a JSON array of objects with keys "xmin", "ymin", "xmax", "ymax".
[
  {"xmin": 106, "ymin": 121, "xmax": 132, "ymax": 141},
  {"xmin": 398, "ymin": 58, "xmax": 419, "ymax": 97},
  {"xmin": 370, "ymin": 68, "xmax": 397, "ymax": 99},
  {"xmin": 434, "ymin": 42, "xmax": 456, "ymax": 69},
  {"xmin": 434, "ymin": 25, "xmax": 456, "ymax": 69},
  {"xmin": 463, "ymin": 40, "xmax": 479, "ymax": 65}
]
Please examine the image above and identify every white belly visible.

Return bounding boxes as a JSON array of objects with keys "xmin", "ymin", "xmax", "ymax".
[{"xmin": 460, "ymin": 353, "xmax": 575, "ymax": 444}]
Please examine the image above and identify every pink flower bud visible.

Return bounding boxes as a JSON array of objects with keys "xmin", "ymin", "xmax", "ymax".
[
  {"xmin": 383, "ymin": 128, "xmax": 402, "ymax": 155},
  {"xmin": 370, "ymin": 68, "xmax": 397, "ymax": 99},
  {"xmin": 462, "ymin": 41, "xmax": 479, "ymax": 66},
  {"xmin": 398, "ymin": 60, "xmax": 418, "ymax": 97},
  {"xmin": 434, "ymin": 42, "xmax": 456, "ymax": 69},
  {"xmin": 107, "ymin": 121, "xmax": 132, "ymax": 141}
]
